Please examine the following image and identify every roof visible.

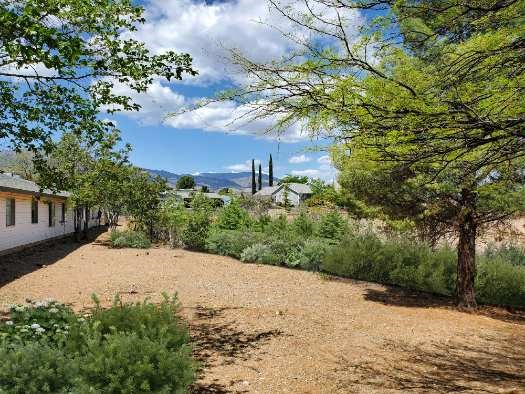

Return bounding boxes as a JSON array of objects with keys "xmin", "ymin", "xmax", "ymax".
[
  {"xmin": 254, "ymin": 186, "xmax": 279, "ymax": 196},
  {"xmin": 0, "ymin": 173, "xmax": 70, "ymax": 198},
  {"xmin": 275, "ymin": 183, "xmax": 312, "ymax": 195}
]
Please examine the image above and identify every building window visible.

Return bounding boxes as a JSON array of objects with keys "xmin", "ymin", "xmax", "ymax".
[
  {"xmin": 31, "ymin": 198, "xmax": 39, "ymax": 224},
  {"xmin": 48, "ymin": 202, "xmax": 55, "ymax": 227},
  {"xmin": 61, "ymin": 203, "xmax": 66, "ymax": 223},
  {"xmin": 6, "ymin": 198, "xmax": 15, "ymax": 227}
]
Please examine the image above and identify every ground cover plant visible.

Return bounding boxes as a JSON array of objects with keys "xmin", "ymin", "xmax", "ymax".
[
  {"xmin": 110, "ymin": 229, "xmax": 151, "ymax": 249},
  {"xmin": 0, "ymin": 295, "xmax": 195, "ymax": 393}
]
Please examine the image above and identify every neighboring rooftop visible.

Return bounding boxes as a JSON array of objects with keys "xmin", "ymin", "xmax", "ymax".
[
  {"xmin": 0, "ymin": 173, "xmax": 70, "ymax": 198},
  {"xmin": 254, "ymin": 186, "xmax": 279, "ymax": 196},
  {"xmin": 276, "ymin": 183, "xmax": 312, "ymax": 195}
]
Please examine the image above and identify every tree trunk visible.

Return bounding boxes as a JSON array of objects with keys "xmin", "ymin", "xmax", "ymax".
[
  {"xmin": 83, "ymin": 206, "xmax": 89, "ymax": 240},
  {"xmin": 456, "ymin": 189, "xmax": 477, "ymax": 309}
]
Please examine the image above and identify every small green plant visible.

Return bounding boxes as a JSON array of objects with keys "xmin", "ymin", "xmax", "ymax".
[
  {"xmin": 181, "ymin": 210, "xmax": 211, "ymax": 250},
  {"xmin": 206, "ymin": 230, "xmax": 264, "ymax": 258},
  {"xmin": 292, "ymin": 210, "xmax": 315, "ymax": 237},
  {"xmin": 216, "ymin": 200, "xmax": 251, "ymax": 230},
  {"xmin": 0, "ymin": 294, "xmax": 196, "ymax": 393},
  {"xmin": 110, "ymin": 230, "xmax": 151, "ymax": 249},
  {"xmin": 240, "ymin": 243, "xmax": 277, "ymax": 264},
  {"xmin": 316, "ymin": 211, "xmax": 348, "ymax": 240}
]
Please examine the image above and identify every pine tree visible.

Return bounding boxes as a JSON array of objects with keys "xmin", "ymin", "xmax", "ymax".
[
  {"xmin": 251, "ymin": 159, "xmax": 256, "ymax": 195},
  {"xmin": 258, "ymin": 163, "xmax": 262, "ymax": 190},
  {"xmin": 269, "ymin": 154, "xmax": 274, "ymax": 186}
]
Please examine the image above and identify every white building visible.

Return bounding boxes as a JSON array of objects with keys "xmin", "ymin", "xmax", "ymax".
[
  {"xmin": 255, "ymin": 183, "xmax": 312, "ymax": 206},
  {"xmin": 0, "ymin": 174, "xmax": 98, "ymax": 255}
]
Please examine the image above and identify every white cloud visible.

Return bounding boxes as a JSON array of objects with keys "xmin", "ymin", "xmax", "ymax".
[
  {"xmin": 291, "ymin": 169, "xmax": 320, "ymax": 177},
  {"xmin": 226, "ymin": 159, "xmax": 261, "ymax": 172},
  {"xmin": 289, "ymin": 154, "xmax": 311, "ymax": 164},
  {"xmin": 110, "ymin": 0, "xmax": 362, "ymax": 141},
  {"xmin": 317, "ymin": 155, "xmax": 331, "ymax": 165}
]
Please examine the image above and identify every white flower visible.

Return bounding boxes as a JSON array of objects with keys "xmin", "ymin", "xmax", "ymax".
[
  {"xmin": 14, "ymin": 306, "xmax": 25, "ymax": 312},
  {"xmin": 48, "ymin": 307, "xmax": 59, "ymax": 314},
  {"xmin": 78, "ymin": 318, "xmax": 85, "ymax": 323},
  {"xmin": 5, "ymin": 321, "xmax": 13, "ymax": 326},
  {"xmin": 30, "ymin": 323, "xmax": 41, "ymax": 329},
  {"xmin": 35, "ymin": 327, "xmax": 46, "ymax": 333},
  {"xmin": 34, "ymin": 301, "xmax": 46, "ymax": 308}
]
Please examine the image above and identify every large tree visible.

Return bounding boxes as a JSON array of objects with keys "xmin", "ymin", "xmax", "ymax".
[
  {"xmin": 0, "ymin": 0, "xmax": 196, "ymax": 185},
  {"xmin": 222, "ymin": 0, "xmax": 525, "ymax": 308}
]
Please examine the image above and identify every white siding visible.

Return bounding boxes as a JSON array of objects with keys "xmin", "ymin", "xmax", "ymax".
[
  {"xmin": 0, "ymin": 193, "xmax": 99, "ymax": 254},
  {"xmin": 273, "ymin": 188, "xmax": 301, "ymax": 206}
]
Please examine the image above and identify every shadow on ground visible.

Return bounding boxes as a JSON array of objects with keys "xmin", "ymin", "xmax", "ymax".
[
  {"xmin": 364, "ymin": 286, "xmax": 525, "ymax": 325},
  {"xmin": 0, "ymin": 227, "xmax": 106, "ymax": 289},
  {"xmin": 334, "ymin": 332, "xmax": 525, "ymax": 393},
  {"xmin": 189, "ymin": 305, "xmax": 283, "ymax": 394}
]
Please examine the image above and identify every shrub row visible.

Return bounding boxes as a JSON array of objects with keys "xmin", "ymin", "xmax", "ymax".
[
  {"xmin": 0, "ymin": 296, "xmax": 196, "ymax": 392},
  {"xmin": 110, "ymin": 229, "xmax": 151, "ymax": 249}
]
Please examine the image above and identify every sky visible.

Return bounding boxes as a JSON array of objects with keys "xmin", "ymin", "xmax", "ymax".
[{"xmin": 106, "ymin": 0, "xmax": 364, "ymax": 181}]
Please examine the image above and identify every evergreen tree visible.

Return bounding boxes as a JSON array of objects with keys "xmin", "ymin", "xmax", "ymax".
[
  {"xmin": 258, "ymin": 164, "xmax": 262, "ymax": 191},
  {"xmin": 251, "ymin": 159, "xmax": 256, "ymax": 195},
  {"xmin": 269, "ymin": 154, "xmax": 274, "ymax": 186}
]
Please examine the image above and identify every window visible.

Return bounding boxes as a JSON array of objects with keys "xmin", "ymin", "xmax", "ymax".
[
  {"xmin": 31, "ymin": 198, "xmax": 39, "ymax": 224},
  {"xmin": 48, "ymin": 202, "xmax": 55, "ymax": 227},
  {"xmin": 60, "ymin": 203, "xmax": 66, "ymax": 223},
  {"xmin": 5, "ymin": 198, "xmax": 15, "ymax": 227}
]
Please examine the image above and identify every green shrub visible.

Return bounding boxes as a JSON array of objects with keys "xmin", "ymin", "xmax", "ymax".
[
  {"xmin": 316, "ymin": 211, "xmax": 348, "ymax": 240},
  {"xmin": 110, "ymin": 230, "xmax": 151, "ymax": 249},
  {"xmin": 216, "ymin": 201, "xmax": 251, "ymax": 230},
  {"xmin": 292, "ymin": 211, "xmax": 315, "ymax": 237},
  {"xmin": 297, "ymin": 239, "xmax": 330, "ymax": 272},
  {"xmin": 483, "ymin": 243, "xmax": 525, "ymax": 266},
  {"xmin": 264, "ymin": 214, "xmax": 288, "ymax": 234},
  {"xmin": 240, "ymin": 243, "xmax": 277, "ymax": 265},
  {"xmin": 476, "ymin": 256, "xmax": 525, "ymax": 307},
  {"xmin": 0, "ymin": 295, "xmax": 196, "ymax": 393},
  {"xmin": 206, "ymin": 230, "xmax": 264, "ymax": 258},
  {"xmin": 181, "ymin": 210, "xmax": 211, "ymax": 250}
]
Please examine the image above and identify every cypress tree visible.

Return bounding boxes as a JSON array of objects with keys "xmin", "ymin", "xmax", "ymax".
[
  {"xmin": 269, "ymin": 154, "xmax": 274, "ymax": 186},
  {"xmin": 251, "ymin": 159, "xmax": 256, "ymax": 194},
  {"xmin": 258, "ymin": 163, "xmax": 262, "ymax": 190}
]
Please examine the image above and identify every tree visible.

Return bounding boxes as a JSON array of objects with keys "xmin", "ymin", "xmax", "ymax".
[
  {"xmin": 0, "ymin": 0, "xmax": 196, "ymax": 186},
  {"xmin": 158, "ymin": 195, "xmax": 188, "ymax": 247},
  {"xmin": 269, "ymin": 154, "xmax": 274, "ymax": 186},
  {"xmin": 258, "ymin": 163, "xmax": 262, "ymax": 191},
  {"xmin": 279, "ymin": 175, "xmax": 308, "ymax": 185},
  {"xmin": 251, "ymin": 159, "xmax": 256, "ymax": 195},
  {"xmin": 222, "ymin": 0, "xmax": 525, "ymax": 308},
  {"xmin": 200, "ymin": 185, "xmax": 210, "ymax": 193},
  {"xmin": 176, "ymin": 175, "xmax": 195, "ymax": 190}
]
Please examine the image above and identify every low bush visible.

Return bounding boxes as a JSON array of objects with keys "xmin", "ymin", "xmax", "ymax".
[
  {"xmin": 181, "ymin": 210, "xmax": 211, "ymax": 250},
  {"xmin": 297, "ymin": 239, "xmax": 330, "ymax": 272},
  {"xmin": 240, "ymin": 243, "xmax": 277, "ymax": 264},
  {"xmin": 292, "ymin": 211, "xmax": 315, "ymax": 237},
  {"xmin": 476, "ymin": 256, "xmax": 525, "ymax": 307},
  {"xmin": 0, "ymin": 295, "xmax": 196, "ymax": 393},
  {"xmin": 483, "ymin": 243, "xmax": 525, "ymax": 266},
  {"xmin": 110, "ymin": 230, "xmax": 151, "ymax": 249},
  {"xmin": 316, "ymin": 211, "xmax": 348, "ymax": 240},
  {"xmin": 216, "ymin": 201, "xmax": 252, "ymax": 230},
  {"xmin": 206, "ymin": 230, "xmax": 264, "ymax": 258}
]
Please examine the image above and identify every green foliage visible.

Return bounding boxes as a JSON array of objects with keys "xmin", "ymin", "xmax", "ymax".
[
  {"xmin": 476, "ymin": 258, "xmax": 525, "ymax": 308},
  {"xmin": 176, "ymin": 175, "xmax": 196, "ymax": 190},
  {"xmin": 296, "ymin": 239, "xmax": 330, "ymax": 272},
  {"xmin": 316, "ymin": 211, "xmax": 347, "ymax": 240},
  {"xmin": 241, "ymin": 243, "xmax": 277, "ymax": 265},
  {"xmin": 110, "ymin": 230, "xmax": 151, "ymax": 249},
  {"xmin": 206, "ymin": 230, "xmax": 264, "ymax": 259},
  {"xmin": 0, "ymin": 0, "xmax": 195, "ymax": 183},
  {"xmin": 158, "ymin": 195, "xmax": 188, "ymax": 247},
  {"xmin": 264, "ymin": 214, "xmax": 288, "ymax": 234},
  {"xmin": 216, "ymin": 200, "xmax": 251, "ymax": 230},
  {"xmin": 483, "ymin": 244, "xmax": 525, "ymax": 266},
  {"xmin": 0, "ymin": 295, "xmax": 195, "ymax": 393},
  {"xmin": 279, "ymin": 175, "xmax": 309, "ymax": 184},
  {"xmin": 292, "ymin": 210, "xmax": 315, "ymax": 236},
  {"xmin": 181, "ymin": 210, "xmax": 211, "ymax": 250}
]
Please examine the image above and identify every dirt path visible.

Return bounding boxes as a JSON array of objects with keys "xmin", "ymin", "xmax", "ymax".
[{"xmin": 0, "ymin": 232, "xmax": 524, "ymax": 393}]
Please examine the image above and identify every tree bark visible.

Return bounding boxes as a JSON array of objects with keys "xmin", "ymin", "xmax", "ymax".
[{"xmin": 456, "ymin": 189, "xmax": 477, "ymax": 309}]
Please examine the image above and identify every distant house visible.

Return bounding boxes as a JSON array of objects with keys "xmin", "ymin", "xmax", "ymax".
[
  {"xmin": 0, "ymin": 173, "xmax": 99, "ymax": 255},
  {"xmin": 255, "ymin": 183, "xmax": 312, "ymax": 206},
  {"xmin": 164, "ymin": 189, "xmax": 231, "ymax": 207}
]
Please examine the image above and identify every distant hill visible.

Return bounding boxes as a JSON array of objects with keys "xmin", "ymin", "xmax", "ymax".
[{"xmin": 145, "ymin": 169, "xmax": 275, "ymax": 190}]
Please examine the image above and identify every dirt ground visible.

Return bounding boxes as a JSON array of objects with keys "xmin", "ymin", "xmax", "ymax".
[{"xmin": 0, "ymin": 231, "xmax": 524, "ymax": 393}]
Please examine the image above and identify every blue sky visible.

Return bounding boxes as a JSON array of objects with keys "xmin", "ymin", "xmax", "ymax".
[{"xmin": 107, "ymin": 0, "xmax": 364, "ymax": 180}]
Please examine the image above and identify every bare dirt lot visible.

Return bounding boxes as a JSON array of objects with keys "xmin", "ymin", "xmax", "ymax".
[{"xmin": 0, "ymin": 231, "xmax": 524, "ymax": 393}]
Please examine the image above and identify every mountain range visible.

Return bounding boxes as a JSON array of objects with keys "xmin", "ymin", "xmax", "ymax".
[{"xmin": 145, "ymin": 169, "xmax": 275, "ymax": 190}]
